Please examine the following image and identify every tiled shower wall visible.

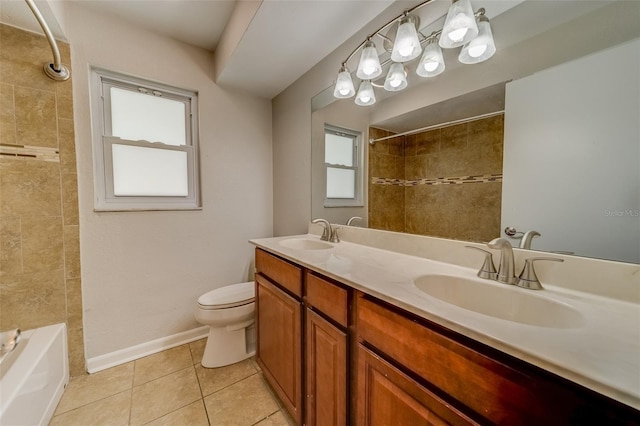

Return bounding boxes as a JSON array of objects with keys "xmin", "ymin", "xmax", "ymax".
[
  {"xmin": 0, "ymin": 24, "xmax": 85, "ymax": 376},
  {"xmin": 369, "ymin": 114, "xmax": 503, "ymax": 242}
]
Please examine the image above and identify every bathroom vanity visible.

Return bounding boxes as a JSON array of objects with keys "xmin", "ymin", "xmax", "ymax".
[{"xmin": 251, "ymin": 231, "xmax": 640, "ymax": 425}]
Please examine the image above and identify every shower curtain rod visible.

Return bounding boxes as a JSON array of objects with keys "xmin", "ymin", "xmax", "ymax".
[
  {"xmin": 24, "ymin": 0, "xmax": 70, "ymax": 81},
  {"xmin": 369, "ymin": 110, "xmax": 504, "ymax": 145}
]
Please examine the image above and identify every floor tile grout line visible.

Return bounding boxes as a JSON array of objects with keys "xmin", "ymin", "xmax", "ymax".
[
  {"xmin": 50, "ymin": 388, "xmax": 133, "ymax": 420},
  {"xmin": 139, "ymin": 386, "xmax": 203, "ymax": 426},
  {"xmin": 129, "ymin": 360, "xmax": 136, "ymax": 425},
  {"xmin": 200, "ymin": 370, "xmax": 260, "ymax": 399},
  {"xmin": 250, "ymin": 408, "xmax": 282, "ymax": 426}
]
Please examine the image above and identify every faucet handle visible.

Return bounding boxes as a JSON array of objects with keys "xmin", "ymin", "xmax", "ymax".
[
  {"xmin": 329, "ymin": 226, "xmax": 340, "ymax": 243},
  {"xmin": 517, "ymin": 257, "xmax": 564, "ymax": 290},
  {"xmin": 465, "ymin": 246, "xmax": 497, "ymax": 280}
]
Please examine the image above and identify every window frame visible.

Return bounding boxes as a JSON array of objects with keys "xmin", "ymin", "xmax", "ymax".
[
  {"xmin": 323, "ymin": 124, "xmax": 363, "ymax": 208},
  {"xmin": 90, "ymin": 68, "xmax": 201, "ymax": 211}
]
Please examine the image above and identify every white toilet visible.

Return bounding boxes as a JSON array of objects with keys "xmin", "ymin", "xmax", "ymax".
[{"xmin": 194, "ymin": 281, "xmax": 256, "ymax": 368}]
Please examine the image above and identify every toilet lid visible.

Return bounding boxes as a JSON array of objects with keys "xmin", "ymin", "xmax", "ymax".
[{"xmin": 198, "ymin": 281, "xmax": 255, "ymax": 309}]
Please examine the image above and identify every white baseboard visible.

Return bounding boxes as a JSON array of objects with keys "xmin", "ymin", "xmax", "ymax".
[{"xmin": 86, "ymin": 326, "xmax": 209, "ymax": 374}]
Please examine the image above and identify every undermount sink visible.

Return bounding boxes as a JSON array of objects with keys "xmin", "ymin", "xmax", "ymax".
[
  {"xmin": 279, "ymin": 238, "xmax": 333, "ymax": 251},
  {"xmin": 414, "ymin": 274, "xmax": 584, "ymax": 329}
]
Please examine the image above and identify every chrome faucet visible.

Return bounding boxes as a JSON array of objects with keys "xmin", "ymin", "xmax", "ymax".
[
  {"xmin": 486, "ymin": 238, "xmax": 518, "ymax": 285},
  {"xmin": 519, "ymin": 230, "xmax": 541, "ymax": 249},
  {"xmin": 311, "ymin": 218, "xmax": 340, "ymax": 243},
  {"xmin": 346, "ymin": 216, "xmax": 362, "ymax": 226}
]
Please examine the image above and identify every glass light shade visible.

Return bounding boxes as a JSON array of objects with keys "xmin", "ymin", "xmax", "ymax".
[
  {"xmin": 391, "ymin": 15, "xmax": 422, "ymax": 63},
  {"xmin": 458, "ymin": 16, "xmax": 496, "ymax": 64},
  {"xmin": 355, "ymin": 80, "xmax": 376, "ymax": 106},
  {"xmin": 416, "ymin": 38, "xmax": 445, "ymax": 77},
  {"xmin": 384, "ymin": 63, "xmax": 408, "ymax": 91},
  {"xmin": 439, "ymin": 0, "xmax": 479, "ymax": 49},
  {"xmin": 333, "ymin": 66, "xmax": 355, "ymax": 99},
  {"xmin": 356, "ymin": 40, "xmax": 382, "ymax": 79}
]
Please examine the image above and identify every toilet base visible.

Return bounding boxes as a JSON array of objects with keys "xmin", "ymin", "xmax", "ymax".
[{"xmin": 201, "ymin": 322, "xmax": 256, "ymax": 368}]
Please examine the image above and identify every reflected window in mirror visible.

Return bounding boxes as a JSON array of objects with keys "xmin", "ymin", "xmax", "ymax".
[{"xmin": 324, "ymin": 125, "xmax": 363, "ymax": 207}]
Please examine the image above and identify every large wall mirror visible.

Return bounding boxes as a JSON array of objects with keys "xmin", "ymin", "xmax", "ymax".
[{"xmin": 311, "ymin": 0, "xmax": 640, "ymax": 264}]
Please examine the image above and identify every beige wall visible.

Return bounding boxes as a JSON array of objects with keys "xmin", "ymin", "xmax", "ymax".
[
  {"xmin": 0, "ymin": 24, "xmax": 85, "ymax": 376},
  {"xmin": 272, "ymin": 3, "xmax": 411, "ymax": 236},
  {"xmin": 64, "ymin": 4, "xmax": 273, "ymax": 362}
]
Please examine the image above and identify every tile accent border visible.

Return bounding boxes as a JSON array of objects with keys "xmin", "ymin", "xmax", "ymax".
[
  {"xmin": 372, "ymin": 173, "xmax": 503, "ymax": 187},
  {"xmin": 0, "ymin": 143, "xmax": 60, "ymax": 162}
]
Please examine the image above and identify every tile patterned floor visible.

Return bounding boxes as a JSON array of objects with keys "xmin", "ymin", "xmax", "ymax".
[{"xmin": 50, "ymin": 339, "xmax": 295, "ymax": 426}]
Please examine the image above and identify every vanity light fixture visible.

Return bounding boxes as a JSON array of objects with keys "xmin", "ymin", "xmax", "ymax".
[
  {"xmin": 333, "ymin": 0, "xmax": 496, "ymax": 106},
  {"xmin": 416, "ymin": 36, "xmax": 445, "ymax": 77},
  {"xmin": 333, "ymin": 64, "xmax": 356, "ymax": 98},
  {"xmin": 355, "ymin": 80, "xmax": 376, "ymax": 106},
  {"xmin": 439, "ymin": 0, "xmax": 479, "ymax": 48},
  {"xmin": 356, "ymin": 39, "xmax": 383, "ymax": 79},
  {"xmin": 458, "ymin": 14, "xmax": 496, "ymax": 64},
  {"xmin": 390, "ymin": 13, "xmax": 422, "ymax": 63},
  {"xmin": 384, "ymin": 62, "xmax": 408, "ymax": 91}
]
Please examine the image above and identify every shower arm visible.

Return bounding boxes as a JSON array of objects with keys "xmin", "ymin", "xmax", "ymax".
[{"xmin": 24, "ymin": 0, "xmax": 70, "ymax": 81}]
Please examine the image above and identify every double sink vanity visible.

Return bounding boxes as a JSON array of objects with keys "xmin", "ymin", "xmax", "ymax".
[{"xmin": 250, "ymin": 225, "xmax": 640, "ymax": 425}]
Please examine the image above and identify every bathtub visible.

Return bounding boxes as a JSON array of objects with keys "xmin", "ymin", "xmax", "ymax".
[{"xmin": 0, "ymin": 323, "xmax": 69, "ymax": 426}]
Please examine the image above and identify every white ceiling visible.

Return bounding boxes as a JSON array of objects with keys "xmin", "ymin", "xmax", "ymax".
[{"xmin": 0, "ymin": 0, "xmax": 396, "ymax": 98}]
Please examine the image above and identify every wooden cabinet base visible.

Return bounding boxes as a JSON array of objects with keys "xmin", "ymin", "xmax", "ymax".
[{"xmin": 256, "ymin": 274, "xmax": 302, "ymax": 424}]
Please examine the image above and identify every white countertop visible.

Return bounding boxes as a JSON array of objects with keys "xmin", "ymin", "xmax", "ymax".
[{"xmin": 250, "ymin": 233, "xmax": 640, "ymax": 410}]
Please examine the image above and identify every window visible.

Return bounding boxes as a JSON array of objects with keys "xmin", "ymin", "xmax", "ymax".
[
  {"xmin": 324, "ymin": 125, "xmax": 363, "ymax": 207},
  {"xmin": 90, "ymin": 69, "xmax": 200, "ymax": 211}
]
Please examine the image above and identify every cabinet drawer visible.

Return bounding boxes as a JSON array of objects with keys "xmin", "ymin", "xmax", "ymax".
[
  {"xmin": 255, "ymin": 248, "xmax": 303, "ymax": 297},
  {"xmin": 356, "ymin": 294, "xmax": 589, "ymax": 425},
  {"xmin": 306, "ymin": 272, "xmax": 348, "ymax": 327},
  {"xmin": 357, "ymin": 344, "xmax": 477, "ymax": 426}
]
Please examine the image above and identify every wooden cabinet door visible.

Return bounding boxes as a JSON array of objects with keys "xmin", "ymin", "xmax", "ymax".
[
  {"xmin": 305, "ymin": 309, "xmax": 347, "ymax": 426},
  {"xmin": 356, "ymin": 344, "xmax": 477, "ymax": 426},
  {"xmin": 256, "ymin": 274, "xmax": 302, "ymax": 424}
]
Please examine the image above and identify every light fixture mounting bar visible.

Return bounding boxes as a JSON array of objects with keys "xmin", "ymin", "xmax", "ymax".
[{"xmin": 341, "ymin": 0, "xmax": 437, "ymax": 66}]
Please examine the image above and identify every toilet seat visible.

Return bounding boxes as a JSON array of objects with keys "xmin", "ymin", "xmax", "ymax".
[{"xmin": 197, "ymin": 281, "xmax": 254, "ymax": 310}]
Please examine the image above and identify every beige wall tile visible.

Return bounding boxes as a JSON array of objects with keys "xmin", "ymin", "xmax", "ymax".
[
  {"xmin": 58, "ymin": 118, "xmax": 77, "ymax": 174},
  {"xmin": 0, "ymin": 159, "xmax": 62, "ymax": 217},
  {"xmin": 0, "ymin": 26, "xmax": 54, "ymax": 91},
  {"xmin": 50, "ymin": 389, "xmax": 131, "ymax": 426},
  {"xmin": 68, "ymin": 326, "xmax": 87, "ymax": 377},
  {"xmin": 0, "ymin": 269, "xmax": 65, "ymax": 330},
  {"xmin": 64, "ymin": 225, "xmax": 81, "ymax": 279},
  {"xmin": 55, "ymin": 362, "xmax": 134, "ymax": 414},
  {"xmin": 415, "ymin": 129, "xmax": 440, "ymax": 156},
  {"xmin": 134, "ymin": 345, "xmax": 193, "ymax": 386},
  {"xmin": 0, "ymin": 216, "xmax": 22, "ymax": 275},
  {"xmin": 56, "ymin": 79, "xmax": 74, "ymax": 120},
  {"xmin": 66, "ymin": 278, "xmax": 83, "ymax": 329},
  {"xmin": 203, "ymin": 374, "xmax": 279, "ymax": 426},
  {"xmin": 14, "ymin": 86, "xmax": 58, "ymax": 148},
  {"xmin": 21, "ymin": 216, "xmax": 64, "ymax": 273},
  {"xmin": 62, "ymin": 173, "xmax": 79, "ymax": 226},
  {"xmin": 146, "ymin": 400, "xmax": 209, "ymax": 426},
  {"xmin": 1, "ymin": 24, "xmax": 83, "ymax": 375},
  {"xmin": 0, "ymin": 82, "xmax": 16, "ymax": 145},
  {"xmin": 130, "ymin": 367, "xmax": 201, "ymax": 425}
]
